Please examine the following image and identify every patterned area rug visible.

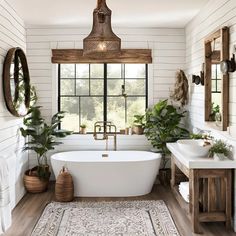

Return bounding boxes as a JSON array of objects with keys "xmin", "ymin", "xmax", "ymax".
[{"xmin": 31, "ymin": 200, "xmax": 180, "ymax": 236}]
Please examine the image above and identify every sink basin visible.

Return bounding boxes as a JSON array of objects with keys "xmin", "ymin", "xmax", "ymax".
[{"xmin": 177, "ymin": 139, "xmax": 211, "ymax": 157}]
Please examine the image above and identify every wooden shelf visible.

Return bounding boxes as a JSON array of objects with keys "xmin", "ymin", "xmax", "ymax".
[{"xmin": 172, "ymin": 186, "xmax": 190, "ymax": 215}]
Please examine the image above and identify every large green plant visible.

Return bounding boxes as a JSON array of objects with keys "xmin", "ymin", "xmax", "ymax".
[
  {"xmin": 144, "ymin": 100, "xmax": 189, "ymax": 168},
  {"xmin": 20, "ymin": 106, "xmax": 72, "ymax": 179}
]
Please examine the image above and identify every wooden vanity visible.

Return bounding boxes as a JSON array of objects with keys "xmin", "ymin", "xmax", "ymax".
[{"xmin": 167, "ymin": 143, "xmax": 236, "ymax": 234}]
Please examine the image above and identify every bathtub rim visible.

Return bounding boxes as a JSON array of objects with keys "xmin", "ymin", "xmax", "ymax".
[{"xmin": 51, "ymin": 150, "xmax": 162, "ymax": 163}]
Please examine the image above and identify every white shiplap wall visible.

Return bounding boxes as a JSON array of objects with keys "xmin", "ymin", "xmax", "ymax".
[
  {"xmin": 186, "ymin": 0, "xmax": 236, "ymax": 229},
  {"xmin": 0, "ymin": 0, "xmax": 27, "ymax": 208},
  {"xmin": 25, "ymin": 26, "xmax": 186, "ymax": 167},
  {"xmin": 186, "ymin": 0, "xmax": 236, "ymax": 130}
]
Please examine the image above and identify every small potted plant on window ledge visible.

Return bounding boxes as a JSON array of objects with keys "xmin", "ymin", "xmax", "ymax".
[
  {"xmin": 20, "ymin": 106, "xmax": 72, "ymax": 193},
  {"xmin": 208, "ymin": 140, "xmax": 232, "ymax": 161},
  {"xmin": 144, "ymin": 100, "xmax": 189, "ymax": 186},
  {"xmin": 133, "ymin": 114, "xmax": 145, "ymax": 135},
  {"xmin": 80, "ymin": 124, "xmax": 87, "ymax": 134}
]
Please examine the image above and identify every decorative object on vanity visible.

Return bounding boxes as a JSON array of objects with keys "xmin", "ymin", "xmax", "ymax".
[
  {"xmin": 20, "ymin": 106, "xmax": 72, "ymax": 193},
  {"xmin": 31, "ymin": 201, "xmax": 180, "ymax": 236},
  {"xmin": 208, "ymin": 140, "xmax": 232, "ymax": 161},
  {"xmin": 3, "ymin": 47, "xmax": 31, "ymax": 117},
  {"xmin": 204, "ymin": 27, "xmax": 229, "ymax": 131},
  {"xmin": 79, "ymin": 124, "xmax": 87, "ymax": 134},
  {"xmin": 132, "ymin": 114, "xmax": 145, "ymax": 135},
  {"xmin": 55, "ymin": 167, "xmax": 74, "ymax": 202},
  {"xmin": 170, "ymin": 70, "xmax": 189, "ymax": 106},
  {"xmin": 144, "ymin": 100, "xmax": 189, "ymax": 185},
  {"xmin": 220, "ymin": 54, "xmax": 236, "ymax": 75}
]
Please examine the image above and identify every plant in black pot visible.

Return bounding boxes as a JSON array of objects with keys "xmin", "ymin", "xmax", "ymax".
[
  {"xmin": 20, "ymin": 106, "xmax": 72, "ymax": 193},
  {"xmin": 144, "ymin": 100, "xmax": 189, "ymax": 186}
]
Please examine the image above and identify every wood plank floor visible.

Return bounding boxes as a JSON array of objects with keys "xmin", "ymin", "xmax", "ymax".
[{"xmin": 5, "ymin": 183, "xmax": 236, "ymax": 236}]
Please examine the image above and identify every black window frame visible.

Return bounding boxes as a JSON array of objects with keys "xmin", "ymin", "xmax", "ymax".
[
  {"xmin": 58, "ymin": 63, "xmax": 148, "ymax": 133},
  {"xmin": 211, "ymin": 63, "xmax": 221, "ymax": 94}
]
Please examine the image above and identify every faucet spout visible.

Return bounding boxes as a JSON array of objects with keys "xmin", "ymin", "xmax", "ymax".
[{"xmin": 93, "ymin": 121, "xmax": 117, "ymax": 150}]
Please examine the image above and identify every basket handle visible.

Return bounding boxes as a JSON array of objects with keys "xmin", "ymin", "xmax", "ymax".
[{"xmin": 60, "ymin": 166, "xmax": 69, "ymax": 173}]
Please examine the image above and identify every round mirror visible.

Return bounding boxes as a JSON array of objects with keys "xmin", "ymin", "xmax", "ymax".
[{"xmin": 3, "ymin": 47, "xmax": 30, "ymax": 117}]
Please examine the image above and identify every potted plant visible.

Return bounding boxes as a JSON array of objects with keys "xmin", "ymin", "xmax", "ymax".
[
  {"xmin": 209, "ymin": 103, "xmax": 220, "ymax": 121},
  {"xmin": 208, "ymin": 140, "xmax": 232, "ymax": 161},
  {"xmin": 133, "ymin": 114, "xmax": 145, "ymax": 135},
  {"xmin": 20, "ymin": 106, "xmax": 72, "ymax": 193},
  {"xmin": 144, "ymin": 100, "xmax": 189, "ymax": 185},
  {"xmin": 80, "ymin": 124, "xmax": 87, "ymax": 134}
]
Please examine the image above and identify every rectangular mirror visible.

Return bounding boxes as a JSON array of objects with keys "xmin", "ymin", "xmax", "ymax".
[{"xmin": 204, "ymin": 27, "xmax": 229, "ymax": 131}]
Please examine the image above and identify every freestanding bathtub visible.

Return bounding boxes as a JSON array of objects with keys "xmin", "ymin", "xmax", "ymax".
[{"xmin": 51, "ymin": 151, "xmax": 161, "ymax": 197}]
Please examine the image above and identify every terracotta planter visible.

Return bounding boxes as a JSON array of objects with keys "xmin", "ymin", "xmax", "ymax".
[
  {"xmin": 133, "ymin": 126, "xmax": 144, "ymax": 135},
  {"xmin": 24, "ymin": 167, "xmax": 50, "ymax": 193},
  {"xmin": 80, "ymin": 128, "xmax": 86, "ymax": 134},
  {"xmin": 158, "ymin": 169, "xmax": 171, "ymax": 186}
]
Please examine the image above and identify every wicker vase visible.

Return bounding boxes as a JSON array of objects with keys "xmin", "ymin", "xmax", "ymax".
[
  {"xmin": 24, "ymin": 167, "xmax": 50, "ymax": 193},
  {"xmin": 55, "ymin": 167, "xmax": 74, "ymax": 202}
]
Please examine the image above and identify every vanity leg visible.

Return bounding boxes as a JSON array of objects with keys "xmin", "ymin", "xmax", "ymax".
[
  {"xmin": 225, "ymin": 170, "xmax": 232, "ymax": 229},
  {"xmin": 191, "ymin": 169, "xmax": 201, "ymax": 234},
  {"xmin": 170, "ymin": 157, "xmax": 176, "ymax": 188}
]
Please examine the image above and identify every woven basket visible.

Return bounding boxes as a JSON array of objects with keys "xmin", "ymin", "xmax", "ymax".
[
  {"xmin": 55, "ymin": 167, "xmax": 74, "ymax": 202},
  {"xmin": 24, "ymin": 167, "xmax": 50, "ymax": 193}
]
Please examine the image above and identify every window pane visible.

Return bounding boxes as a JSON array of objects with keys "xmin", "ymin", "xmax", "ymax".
[
  {"xmin": 60, "ymin": 97, "xmax": 79, "ymax": 132},
  {"xmin": 211, "ymin": 80, "xmax": 216, "ymax": 92},
  {"xmin": 61, "ymin": 64, "xmax": 75, "ymax": 78},
  {"xmin": 76, "ymin": 79, "xmax": 89, "ymax": 95},
  {"xmin": 81, "ymin": 97, "xmax": 103, "ymax": 131},
  {"xmin": 91, "ymin": 79, "xmax": 104, "ymax": 95},
  {"xmin": 211, "ymin": 64, "xmax": 217, "ymax": 79},
  {"xmin": 127, "ymin": 97, "xmax": 146, "ymax": 126},
  {"xmin": 76, "ymin": 64, "xmax": 89, "ymax": 78},
  {"xmin": 126, "ymin": 79, "xmax": 145, "ymax": 95},
  {"xmin": 60, "ymin": 79, "xmax": 75, "ymax": 95},
  {"xmin": 107, "ymin": 97, "xmax": 125, "ymax": 130},
  {"xmin": 90, "ymin": 64, "xmax": 104, "ymax": 78},
  {"xmin": 107, "ymin": 64, "xmax": 122, "ymax": 78},
  {"xmin": 107, "ymin": 79, "xmax": 124, "ymax": 96},
  {"xmin": 216, "ymin": 64, "xmax": 221, "ymax": 79},
  {"xmin": 125, "ymin": 64, "xmax": 145, "ymax": 78},
  {"xmin": 217, "ymin": 80, "xmax": 222, "ymax": 92}
]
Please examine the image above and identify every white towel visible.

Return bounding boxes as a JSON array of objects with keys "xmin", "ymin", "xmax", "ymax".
[
  {"xmin": 179, "ymin": 182, "xmax": 189, "ymax": 203},
  {"xmin": 0, "ymin": 157, "xmax": 12, "ymax": 235}
]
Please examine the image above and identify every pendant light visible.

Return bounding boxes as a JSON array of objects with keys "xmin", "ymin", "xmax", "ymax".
[{"xmin": 83, "ymin": 0, "xmax": 121, "ymax": 55}]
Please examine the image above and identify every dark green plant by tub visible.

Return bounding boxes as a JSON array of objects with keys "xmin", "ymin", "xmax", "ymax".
[
  {"xmin": 144, "ymin": 100, "xmax": 189, "ymax": 168},
  {"xmin": 20, "ymin": 106, "xmax": 73, "ymax": 179}
]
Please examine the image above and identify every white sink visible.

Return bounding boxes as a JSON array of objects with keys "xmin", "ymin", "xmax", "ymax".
[{"xmin": 177, "ymin": 139, "xmax": 211, "ymax": 157}]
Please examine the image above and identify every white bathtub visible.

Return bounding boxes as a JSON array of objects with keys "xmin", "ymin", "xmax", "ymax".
[{"xmin": 51, "ymin": 151, "xmax": 161, "ymax": 197}]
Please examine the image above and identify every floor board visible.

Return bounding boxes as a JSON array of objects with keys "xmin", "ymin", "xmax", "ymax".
[{"xmin": 5, "ymin": 183, "xmax": 236, "ymax": 236}]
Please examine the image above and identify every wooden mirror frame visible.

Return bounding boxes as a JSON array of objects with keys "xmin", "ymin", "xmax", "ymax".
[
  {"xmin": 204, "ymin": 27, "xmax": 229, "ymax": 131},
  {"xmin": 3, "ymin": 47, "xmax": 30, "ymax": 117}
]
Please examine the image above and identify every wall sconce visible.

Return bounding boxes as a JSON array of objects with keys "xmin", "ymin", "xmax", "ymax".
[
  {"xmin": 192, "ymin": 63, "xmax": 204, "ymax": 85},
  {"xmin": 220, "ymin": 54, "xmax": 236, "ymax": 75}
]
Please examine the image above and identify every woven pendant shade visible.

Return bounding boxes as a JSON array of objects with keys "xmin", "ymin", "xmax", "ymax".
[{"xmin": 83, "ymin": 0, "xmax": 121, "ymax": 55}]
